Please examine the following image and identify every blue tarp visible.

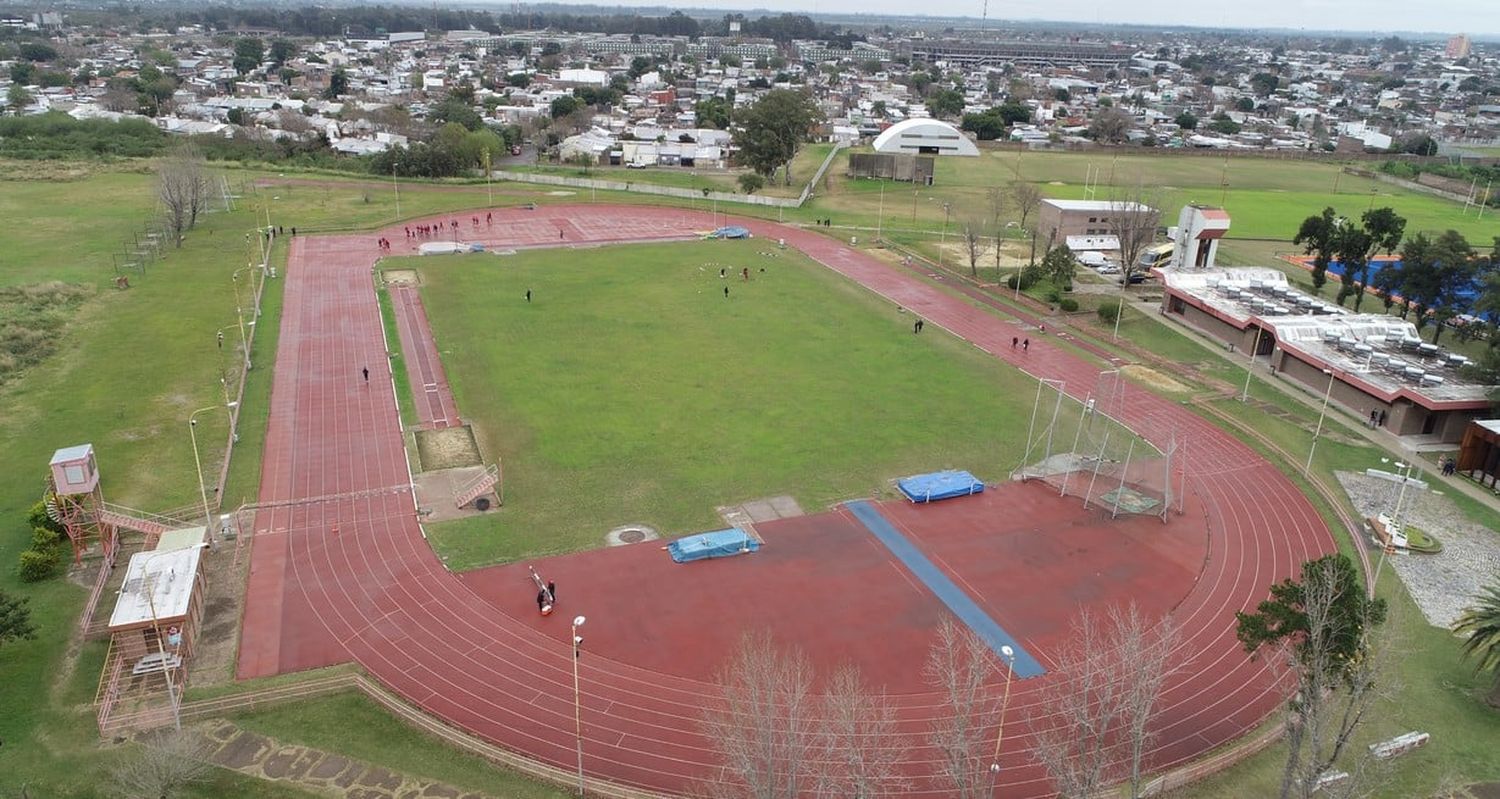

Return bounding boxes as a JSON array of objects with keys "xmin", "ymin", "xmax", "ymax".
[
  {"xmin": 898, "ymin": 470, "xmax": 985, "ymax": 503},
  {"xmin": 668, "ymin": 528, "xmax": 760, "ymax": 563},
  {"xmin": 709, "ymin": 226, "xmax": 752, "ymax": 239}
]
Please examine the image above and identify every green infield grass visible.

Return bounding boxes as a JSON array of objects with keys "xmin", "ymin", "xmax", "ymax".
[{"xmin": 397, "ymin": 240, "xmax": 1138, "ymax": 568}]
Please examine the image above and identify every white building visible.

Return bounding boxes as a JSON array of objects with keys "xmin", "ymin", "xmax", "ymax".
[{"xmin": 871, "ymin": 118, "xmax": 979, "ymax": 157}]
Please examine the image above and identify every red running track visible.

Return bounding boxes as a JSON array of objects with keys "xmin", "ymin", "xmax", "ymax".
[{"xmin": 237, "ymin": 206, "xmax": 1334, "ymax": 796}]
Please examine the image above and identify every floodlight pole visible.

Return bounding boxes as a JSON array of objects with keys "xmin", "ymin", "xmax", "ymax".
[
  {"xmin": 876, "ymin": 180, "xmax": 884, "ymax": 242},
  {"xmin": 939, "ymin": 202, "xmax": 951, "ymax": 268},
  {"xmin": 1241, "ymin": 326, "xmax": 1265, "ymax": 402},
  {"xmin": 572, "ymin": 615, "xmax": 587, "ymax": 796},
  {"xmin": 1304, "ymin": 368, "xmax": 1336, "ymax": 476},
  {"xmin": 987, "ymin": 645, "xmax": 1017, "ymax": 797},
  {"xmin": 189, "ymin": 405, "xmax": 232, "ymax": 532}
]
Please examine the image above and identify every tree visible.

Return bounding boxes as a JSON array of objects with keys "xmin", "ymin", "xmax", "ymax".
[
  {"xmin": 269, "ymin": 38, "xmax": 297, "ymax": 65},
  {"xmin": 1105, "ymin": 186, "xmax": 1163, "ymax": 284},
  {"xmin": 813, "ymin": 664, "xmax": 910, "ymax": 799},
  {"xmin": 737, "ymin": 173, "xmax": 765, "ymax": 195},
  {"xmin": 960, "ymin": 111, "xmax": 1006, "ymax": 141},
  {"xmin": 1294, "ymin": 207, "xmax": 1339, "ymax": 292},
  {"xmin": 1235, "ymin": 555, "xmax": 1389, "ymax": 799},
  {"xmin": 924, "ymin": 618, "xmax": 1000, "ymax": 799},
  {"xmin": 549, "ymin": 94, "xmax": 582, "ymax": 120},
  {"xmin": 700, "ymin": 630, "xmax": 815, "ymax": 798},
  {"xmin": 0, "ymin": 589, "xmax": 37, "ymax": 651},
  {"xmin": 233, "ymin": 37, "xmax": 264, "ymax": 75},
  {"xmin": 1040, "ymin": 245, "xmax": 1077, "ymax": 289},
  {"xmin": 929, "ymin": 88, "xmax": 965, "ymax": 118},
  {"xmin": 987, "ymin": 187, "xmax": 1009, "ymax": 273},
  {"xmin": 430, "ymin": 97, "xmax": 483, "ymax": 131},
  {"xmin": 1174, "ymin": 111, "xmax": 1198, "ymax": 130},
  {"xmin": 1250, "ymin": 71, "xmax": 1280, "ymax": 96},
  {"xmin": 1345, "ymin": 207, "xmax": 1406, "ymax": 311},
  {"xmin": 1088, "ymin": 107, "xmax": 1133, "ymax": 144},
  {"xmin": 1454, "ymin": 584, "xmax": 1500, "ymax": 708},
  {"xmin": 226, "ymin": 107, "xmax": 246, "ymax": 126},
  {"xmin": 156, "ymin": 143, "xmax": 212, "ymax": 246},
  {"xmin": 695, "ymin": 97, "xmax": 732, "ymax": 130},
  {"xmin": 1010, "ymin": 182, "xmax": 1043, "ymax": 266},
  {"xmin": 733, "ymin": 89, "xmax": 821, "ymax": 186},
  {"xmin": 961, "ymin": 217, "xmax": 985, "ymax": 278},
  {"xmin": 19, "ymin": 41, "xmax": 58, "ymax": 62},
  {"xmin": 110, "ymin": 731, "xmax": 213, "ymax": 799},
  {"xmin": 325, "ymin": 68, "xmax": 348, "ymax": 99},
  {"xmin": 7, "ymin": 83, "xmax": 32, "ymax": 116}
]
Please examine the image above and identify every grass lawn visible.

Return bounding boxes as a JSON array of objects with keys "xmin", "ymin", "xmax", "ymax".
[
  {"xmin": 403, "ymin": 239, "xmax": 1136, "ymax": 568},
  {"xmin": 0, "ymin": 161, "xmax": 581, "ymax": 797},
  {"xmin": 231, "ymin": 692, "xmax": 570, "ymax": 798},
  {"xmin": 806, "ymin": 147, "xmax": 1497, "ymax": 246}
]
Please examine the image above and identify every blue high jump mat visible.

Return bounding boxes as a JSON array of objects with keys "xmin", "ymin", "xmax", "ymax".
[
  {"xmin": 667, "ymin": 528, "xmax": 760, "ymax": 563},
  {"xmin": 847, "ymin": 500, "xmax": 1044, "ymax": 678},
  {"xmin": 898, "ymin": 470, "xmax": 985, "ymax": 503}
]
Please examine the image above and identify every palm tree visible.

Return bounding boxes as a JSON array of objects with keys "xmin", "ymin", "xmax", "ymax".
[{"xmin": 1453, "ymin": 584, "xmax": 1500, "ymax": 708}]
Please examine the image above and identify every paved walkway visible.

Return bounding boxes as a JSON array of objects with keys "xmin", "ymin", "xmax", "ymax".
[{"xmin": 236, "ymin": 206, "xmax": 1336, "ymax": 797}]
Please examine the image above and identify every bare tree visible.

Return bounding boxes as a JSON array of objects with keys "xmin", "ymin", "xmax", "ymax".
[
  {"xmin": 987, "ymin": 187, "xmax": 1010, "ymax": 274},
  {"xmin": 1032, "ymin": 603, "xmax": 1181, "ymax": 799},
  {"xmin": 1031, "ymin": 608, "xmax": 1126, "ymax": 799},
  {"xmin": 1105, "ymin": 184, "xmax": 1163, "ymax": 284},
  {"xmin": 109, "ymin": 730, "xmax": 213, "ymax": 798},
  {"xmin": 961, "ymin": 217, "xmax": 985, "ymax": 278},
  {"xmin": 157, "ymin": 144, "xmax": 212, "ymax": 247},
  {"xmin": 924, "ymin": 618, "xmax": 1000, "ymax": 799},
  {"xmin": 813, "ymin": 664, "xmax": 910, "ymax": 799},
  {"xmin": 701, "ymin": 630, "xmax": 816, "ymax": 799},
  {"xmin": 1009, "ymin": 182, "xmax": 1044, "ymax": 266},
  {"xmin": 1115, "ymin": 604, "xmax": 1180, "ymax": 799}
]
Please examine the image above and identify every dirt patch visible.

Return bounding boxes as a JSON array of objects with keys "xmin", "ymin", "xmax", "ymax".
[
  {"xmin": 382, "ymin": 269, "xmax": 420, "ymax": 287},
  {"xmin": 414, "ymin": 425, "xmax": 484, "ymax": 471},
  {"xmin": 1121, "ymin": 364, "xmax": 1191, "ymax": 394},
  {"xmin": 188, "ymin": 532, "xmax": 254, "ymax": 688}
]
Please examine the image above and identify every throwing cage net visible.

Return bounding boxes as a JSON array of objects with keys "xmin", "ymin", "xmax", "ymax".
[{"xmin": 1013, "ymin": 370, "xmax": 1186, "ymax": 522}]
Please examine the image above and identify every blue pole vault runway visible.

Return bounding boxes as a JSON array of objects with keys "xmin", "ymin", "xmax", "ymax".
[{"xmin": 847, "ymin": 500, "xmax": 1045, "ymax": 678}]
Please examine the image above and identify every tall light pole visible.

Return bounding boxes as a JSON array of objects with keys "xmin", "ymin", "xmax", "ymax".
[
  {"xmin": 939, "ymin": 202, "xmax": 951, "ymax": 268},
  {"xmin": 189, "ymin": 404, "xmax": 236, "ymax": 531},
  {"xmin": 876, "ymin": 180, "xmax": 885, "ymax": 243},
  {"xmin": 571, "ymin": 614, "xmax": 587, "ymax": 796},
  {"xmin": 1372, "ymin": 458, "xmax": 1417, "ymax": 592},
  {"xmin": 1241, "ymin": 326, "xmax": 1265, "ymax": 403},
  {"xmin": 393, "ymin": 159, "xmax": 402, "ymax": 218},
  {"xmin": 1304, "ymin": 368, "xmax": 1336, "ymax": 475},
  {"xmin": 987, "ymin": 644, "xmax": 1017, "ymax": 795}
]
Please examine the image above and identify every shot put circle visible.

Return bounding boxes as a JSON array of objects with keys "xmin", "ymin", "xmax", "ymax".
[{"xmin": 605, "ymin": 524, "xmax": 660, "ymax": 546}]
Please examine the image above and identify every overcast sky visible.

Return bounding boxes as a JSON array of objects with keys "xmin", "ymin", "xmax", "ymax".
[{"xmin": 535, "ymin": 0, "xmax": 1495, "ymax": 37}]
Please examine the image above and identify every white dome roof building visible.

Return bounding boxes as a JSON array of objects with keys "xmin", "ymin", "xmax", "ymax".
[{"xmin": 871, "ymin": 118, "xmax": 980, "ymax": 157}]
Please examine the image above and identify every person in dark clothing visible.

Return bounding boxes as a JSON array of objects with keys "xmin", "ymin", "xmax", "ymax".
[
  {"xmin": 525, "ymin": 289, "xmax": 532, "ymax": 303},
  {"xmin": 1378, "ymin": 410, "xmax": 1387, "ymax": 426},
  {"xmin": 547, "ymin": 581, "xmax": 556, "ymax": 603},
  {"xmin": 724, "ymin": 286, "xmax": 730, "ymax": 298},
  {"xmin": 1023, "ymin": 338, "xmax": 1030, "ymax": 351},
  {"xmin": 914, "ymin": 319, "xmax": 924, "ymax": 334},
  {"xmin": 361, "ymin": 367, "xmax": 369, "ymax": 382},
  {"xmin": 1011, "ymin": 336, "xmax": 1018, "ymax": 348}
]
